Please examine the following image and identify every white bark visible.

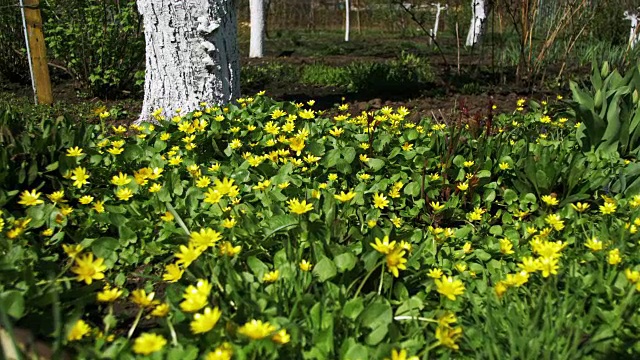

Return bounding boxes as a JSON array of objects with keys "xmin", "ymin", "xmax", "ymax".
[
  {"xmin": 466, "ymin": 0, "xmax": 486, "ymax": 46},
  {"xmin": 136, "ymin": 0, "xmax": 240, "ymax": 123},
  {"xmin": 249, "ymin": 0, "xmax": 264, "ymax": 58},
  {"xmin": 431, "ymin": 3, "xmax": 446, "ymax": 41},
  {"xmin": 345, "ymin": 0, "xmax": 350, "ymax": 42},
  {"xmin": 624, "ymin": 11, "xmax": 640, "ymax": 49}
]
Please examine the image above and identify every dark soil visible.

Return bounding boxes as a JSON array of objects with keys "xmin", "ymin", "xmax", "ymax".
[{"xmin": 1, "ymin": 51, "xmax": 577, "ymax": 124}]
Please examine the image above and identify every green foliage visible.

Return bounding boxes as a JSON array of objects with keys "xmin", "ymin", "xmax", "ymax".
[
  {"xmin": 0, "ymin": 0, "xmax": 30, "ymax": 83},
  {"xmin": 1, "ymin": 95, "xmax": 639, "ymax": 359},
  {"xmin": 570, "ymin": 62, "xmax": 640, "ymax": 157},
  {"xmin": 0, "ymin": 103, "xmax": 98, "ymax": 208},
  {"xmin": 241, "ymin": 62, "xmax": 298, "ymax": 90},
  {"xmin": 43, "ymin": 0, "xmax": 145, "ymax": 97}
]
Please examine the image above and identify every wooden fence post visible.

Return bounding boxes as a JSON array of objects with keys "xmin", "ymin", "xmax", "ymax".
[{"xmin": 22, "ymin": 0, "xmax": 53, "ymax": 105}]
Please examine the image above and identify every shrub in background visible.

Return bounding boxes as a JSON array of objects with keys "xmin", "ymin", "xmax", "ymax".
[
  {"xmin": 0, "ymin": 0, "xmax": 30, "ymax": 84},
  {"xmin": 43, "ymin": 0, "xmax": 145, "ymax": 98}
]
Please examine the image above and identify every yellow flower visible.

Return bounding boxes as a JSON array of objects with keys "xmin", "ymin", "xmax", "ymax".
[
  {"xmin": 18, "ymin": 189, "xmax": 44, "ymax": 206},
  {"xmin": 625, "ymin": 268, "xmax": 640, "ymax": 284},
  {"xmin": 457, "ymin": 182, "xmax": 469, "ymax": 191},
  {"xmin": 386, "ymin": 248, "xmax": 407, "ymax": 277},
  {"xmin": 518, "ymin": 257, "xmax": 539, "ymax": 273},
  {"xmin": 428, "ymin": 268, "xmax": 443, "ymax": 279},
  {"xmin": 495, "ymin": 281, "xmax": 508, "ymax": 298},
  {"xmin": 584, "ymin": 237, "xmax": 604, "ymax": 252},
  {"xmin": 372, "ymin": 192, "xmax": 389, "ymax": 209},
  {"xmin": 359, "ymin": 154, "xmax": 369, "ymax": 162},
  {"xmin": 463, "ymin": 160, "xmax": 474, "ymax": 168},
  {"xmin": 149, "ymin": 183, "xmax": 162, "ymax": 193},
  {"xmin": 221, "ymin": 217, "xmax": 237, "ymax": 229},
  {"xmin": 544, "ymin": 213, "xmax": 565, "ymax": 231},
  {"xmin": 570, "ymin": 202, "xmax": 590, "ymax": 212},
  {"xmin": 175, "ymin": 244, "xmax": 204, "ymax": 267},
  {"xmin": 367, "ymin": 219, "xmax": 377, "ymax": 228},
  {"xmin": 219, "ymin": 241, "xmax": 241, "ymax": 257},
  {"xmin": 289, "ymin": 136, "xmax": 305, "ymax": 154},
  {"xmin": 78, "ymin": 195, "xmax": 94, "ymax": 205},
  {"xmin": 163, "ymin": 263, "xmax": 184, "ymax": 283},
  {"xmin": 371, "ymin": 235, "xmax": 396, "ymax": 254},
  {"xmin": 238, "ymin": 320, "xmax": 276, "ymax": 340},
  {"xmin": 329, "ymin": 127, "xmax": 344, "ymax": 137},
  {"xmin": 107, "ymin": 147, "xmax": 124, "ymax": 155},
  {"xmin": 600, "ymin": 202, "xmax": 617, "ymax": 215},
  {"xmin": 190, "ymin": 228, "xmax": 222, "ymax": 248},
  {"xmin": 499, "ymin": 162, "xmax": 510, "ymax": 170},
  {"xmin": 151, "ymin": 303, "xmax": 170, "ymax": 317},
  {"xmin": 71, "ymin": 253, "xmax": 107, "ymax": 285},
  {"xmin": 263, "ymin": 270, "xmax": 279, "ymax": 283},
  {"xmin": 205, "ymin": 343, "xmax": 234, "ymax": 360},
  {"xmin": 67, "ymin": 319, "xmax": 91, "ymax": 341},
  {"xmin": 97, "ymin": 285, "xmax": 122, "ymax": 302},
  {"xmin": 538, "ymin": 257, "xmax": 559, "ymax": 277},
  {"xmin": 180, "ymin": 282, "xmax": 209, "ymax": 313},
  {"xmin": 272, "ymin": 329, "xmax": 291, "ymax": 344},
  {"xmin": 66, "ymin": 146, "xmax": 84, "ymax": 157},
  {"xmin": 169, "ymin": 155, "xmax": 183, "ymax": 165},
  {"xmin": 462, "ymin": 242, "xmax": 472, "ymax": 254},
  {"xmin": 131, "ymin": 289, "xmax": 158, "ymax": 308},
  {"xmin": 334, "ymin": 191, "xmax": 356, "ymax": 203},
  {"xmin": 133, "ymin": 333, "xmax": 167, "ymax": 355},
  {"xmin": 59, "ymin": 205, "xmax": 74, "ymax": 216},
  {"xmin": 190, "ymin": 307, "xmax": 222, "ymax": 334},
  {"xmin": 608, "ymin": 248, "xmax": 622, "ymax": 265},
  {"xmin": 287, "ymin": 198, "xmax": 313, "ymax": 214},
  {"xmin": 271, "ymin": 109, "xmax": 286, "ymax": 119},
  {"xmin": 385, "ymin": 348, "xmax": 419, "ymax": 360},
  {"xmin": 213, "ymin": 177, "xmax": 234, "ymax": 195},
  {"xmin": 434, "ymin": 275, "xmax": 465, "ymax": 300},
  {"xmin": 161, "ymin": 211, "xmax": 174, "ymax": 222},
  {"xmin": 63, "ymin": 244, "xmax": 83, "ymax": 258},
  {"xmin": 71, "ymin": 167, "xmax": 89, "ymax": 188},
  {"xmin": 204, "ymin": 188, "xmax": 223, "ymax": 205},
  {"xmin": 111, "ymin": 140, "xmax": 125, "ymax": 148},
  {"xmin": 47, "ymin": 190, "xmax": 66, "ymax": 204},
  {"xmin": 115, "ymin": 187, "xmax": 134, "ymax": 201},
  {"xmin": 299, "ymin": 259, "xmax": 313, "ymax": 271},
  {"xmin": 430, "ymin": 201, "xmax": 445, "ymax": 211},
  {"xmin": 111, "ymin": 172, "xmax": 131, "ymax": 186},
  {"xmin": 541, "ymin": 195, "xmax": 559, "ymax": 206},
  {"xmin": 42, "ymin": 228, "xmax": 54, "ymax": 236},
  {"xmin": 401, "ymin": 143, "xmax": 413, "ymax": 151},
  {"xmin": 111, "ymin": 124, "xmax": 126, "ymax": 133},
  {"xmin": 435, "ymin": 325, "xmax": 463, "ymax": 350},
  {"xmin": 196, "ymin": 176, "xmax": 211, "ymax": 188}
]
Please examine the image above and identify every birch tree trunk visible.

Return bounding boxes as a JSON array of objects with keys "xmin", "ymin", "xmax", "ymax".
[
  {"xmin": 466, "ymin": 0, "xmax": 486, "ymax": 46},
  {"xmin": 624, "ymin": 11, "xmax": 640, "ymax": 49},
  {"xmin": 344, "ymin": 0, "xmax": 350, "ymax": 42},
  {"xmin": 431, "ymin": 3, "xmax": 445, "ymax": 41},
  {"xmin": 136, "ymin": 0, "xmax": 240, "ymax": 123},
  {"xmin": 249, "ymin": 0, "xmax": 264, "ymax": 58}
]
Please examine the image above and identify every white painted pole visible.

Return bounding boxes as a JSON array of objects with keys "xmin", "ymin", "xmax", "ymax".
[
  {"xmin": 19, "ymin": 0, "xmax": 36, "ymax": 103},
  {"xmin": 345, "ymin": 0, "xmax": 350, "ymax": 42},
  {"xmin": 249, "ymin": 0, "xmax": 264, "ymax": 58},
  {"xmin": 624, "ymin": 11, "xmax": 640, "ymax": 49}
]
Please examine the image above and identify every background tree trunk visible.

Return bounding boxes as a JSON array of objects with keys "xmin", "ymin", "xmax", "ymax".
[
  {"xmin": 136, "ymin": 0, "xmax": 240, "ymax": 123},
  {"xmin": 624, "ymin": 11, "xmax": 640, "ymax": 49},
  {"xmin": 249, "ymin": 0, "xmax": 264, "ymax": 57},
  {"xmin": 345, "ymin": 0, "xmax": 350, "ymax": 42},
  {"xmin": 466, "ymin": 0, "xmax": 486, "ymax": 46}
]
